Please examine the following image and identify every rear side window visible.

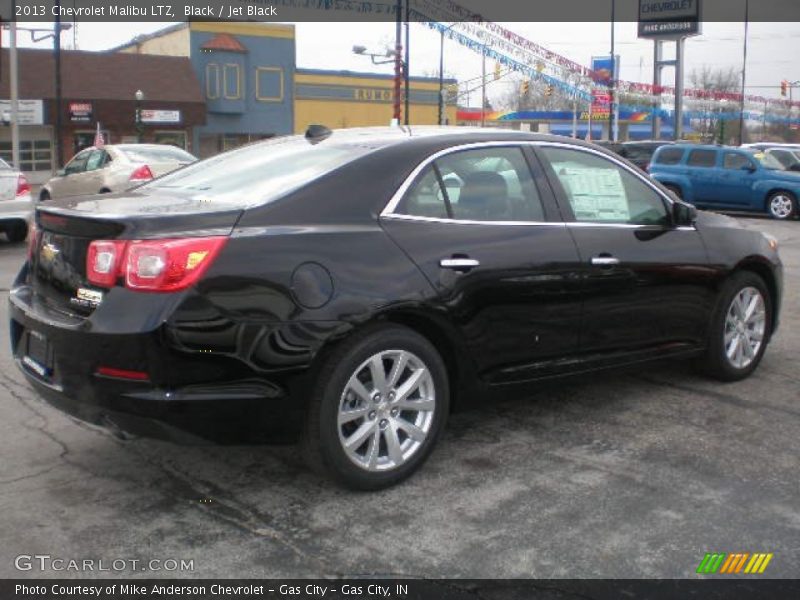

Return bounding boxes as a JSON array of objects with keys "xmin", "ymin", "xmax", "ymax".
[
  {"xmin": 395, "ymin": 147, "xmax": 545, "ymax": 222},
  {"xmin": 654, "ymin": 147, "xmax": 684, "ymax": 165},
  {"xmin": 687, "ymin": 149, "xmax": 717, "ymax": 167}
]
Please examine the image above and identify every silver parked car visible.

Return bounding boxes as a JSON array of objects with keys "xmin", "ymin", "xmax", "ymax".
[
  {"xmin": 0, "ymin": 158, "xmax": 33, "ymax": 243},
  {"xmin": 39, "ymin": 144, "xmax": 197, "ymax": 201}
]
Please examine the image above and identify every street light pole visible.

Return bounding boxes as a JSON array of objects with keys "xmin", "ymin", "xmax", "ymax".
[
  {"xmin": 609, "ymin": 0, "xmax": 616, "ymax": 142},
  {"xmin": 135, "ymin": 90, "xmax": 144, "ymax": 143},
  {"xmin": 438, "ymin": 23, "xmax": 457, "ymax": 126}
]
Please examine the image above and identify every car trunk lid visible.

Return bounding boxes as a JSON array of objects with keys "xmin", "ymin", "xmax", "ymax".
[{"xmin": 29, "ymin": 189, "xmax": 245, "ymax": 318}]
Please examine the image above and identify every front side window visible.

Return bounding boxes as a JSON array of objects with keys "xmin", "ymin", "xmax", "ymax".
[
  {"xmin": 540, "ymin": 146, "xmax": 669, "ymax": 226},
  {"xmin": 723, "ymin": 152, "xmax": 755, "ymax": 170},
  {"xmin": 395, "ymin": 147, "xmax": 545, "ymax": 222},
  {"xmin": 687, "ymin": 149, "xmax": 717, "ymax": 168},
  {"xmin": 654, "ymin": 147, "xmax": 684, "ymax": 165}
]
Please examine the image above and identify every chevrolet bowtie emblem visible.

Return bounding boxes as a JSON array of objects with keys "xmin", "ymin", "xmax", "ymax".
[{"xmin": 40, "ymin": 242, "xmax": 59, "ymax": 263}]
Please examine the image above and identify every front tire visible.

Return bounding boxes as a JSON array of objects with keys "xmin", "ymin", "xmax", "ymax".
[
  {"xmin": 766, "ymin": 191, "xmax": 796, "ymax": 220},
  {"xmin": 303, "ymin": 324, "xmax": 449, "ymax": 490},
  {"xmin": 39, "ymin": 190, "xmax": 50, "ymax": 202},
  {"xmin": 699, "ymin": 271, "xmax": 771, "ymax": 381}
]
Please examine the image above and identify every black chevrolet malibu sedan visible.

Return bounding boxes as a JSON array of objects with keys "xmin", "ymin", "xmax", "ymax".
[{"xmin": 10, "ymin": 127, "xmax": 782, "ymax": 489}]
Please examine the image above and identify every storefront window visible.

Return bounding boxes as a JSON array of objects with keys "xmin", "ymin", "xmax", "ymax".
[
  {"xmin": 154, "ymin": 131, "xmax": 188, "ymax": 150},
  {"xmin": 0, "ymin": 140, "xmax": 52, "ymax": 171}
]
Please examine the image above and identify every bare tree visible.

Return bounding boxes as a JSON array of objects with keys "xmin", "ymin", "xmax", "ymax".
[{"xmin": 689, "ymin": 66, "xmax": 742, "ymax": 143}]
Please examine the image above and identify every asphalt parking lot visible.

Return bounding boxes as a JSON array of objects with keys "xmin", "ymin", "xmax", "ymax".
[{"xmin": 0, "ymin": 216, "xmax": 798, "ymax": 580}]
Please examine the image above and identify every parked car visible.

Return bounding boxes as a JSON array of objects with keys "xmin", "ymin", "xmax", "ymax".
[
  {"xmin": 620, "ymin": 140, "xmax": 675, "ymax": 172},
  {"xmin": 11, "ymin": 127, "xmax": 783, "ymax": 489},
  {"xmin": 39, "ymin": 144, "xmax": 196, "ymax": 201},
  {"xmin": 594, "ymin": 140, "xmax": 674, "ymax": 172},
  {"xmin": 764, "ymin": 147, "xmax": 800, "ymax": 172},
  {"xmin": 0, "ymin": 157, "xmax": 33, "ymax": 242},
  {"xmin": 649, "ymin": 144, "xmax": 800, "ymax": 220}
]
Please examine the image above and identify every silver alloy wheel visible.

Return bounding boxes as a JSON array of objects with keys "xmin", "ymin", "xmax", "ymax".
[
  {"xmin": 337, "ymin": 349, "xmax": 436, "ymax": 472},
  {"xmin": 769, "ymin": 194, "xmax": 794, "ymax": 219},
  {"xmin": 724, "ymin": 286, "xmax": 766, "ymax": 370}
]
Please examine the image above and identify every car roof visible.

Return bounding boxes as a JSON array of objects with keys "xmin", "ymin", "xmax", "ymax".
[{"xmin": 293, "ymin": 125, "xmax": 607, "ymax": 152}]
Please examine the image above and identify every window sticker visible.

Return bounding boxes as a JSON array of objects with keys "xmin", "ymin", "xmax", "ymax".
[{"xmin": 552, "ymin": 162, "xmax": 630, "ymax": 221}]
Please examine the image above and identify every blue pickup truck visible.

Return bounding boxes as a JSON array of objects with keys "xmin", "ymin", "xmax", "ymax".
[{"xmin": 648, "ymin": 144, "xmax": 800, "ymax": 220}]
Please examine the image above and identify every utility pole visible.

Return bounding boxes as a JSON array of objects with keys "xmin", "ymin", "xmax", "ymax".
[
  {"xmin": 738, "ymin": 0, "xmax": 749, "ymax": 145},
  {"xmin": 54, "ymin": 0, "xmax": 64, "ymax": 167},
  {"xmin": 403, "ymin": 0, "xmax": 410, "ymax": 126},
  {"xmin": 480, "ymin": 41, "xmax": 486, "ymax": 128},
  {"xmin": 651, "ymin": 41, "xmax": 662, "ymax": 140},
  {"xmin": 393, "ymin": 0, "xmax": 402, "ymax": 124},
  {"xmin": 675, "ymin": 37, "xmax": 684, "ymax": 140},
  {"xmin": 609, "ymin": 0, "xmax": 616, "ymax": 142},
  {"xmin": 9, "ymin": 8, "xmax": 20, "ymax": 171}
]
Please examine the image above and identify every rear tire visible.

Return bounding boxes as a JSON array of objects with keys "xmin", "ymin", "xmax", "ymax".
[
  {"xmin": 303, "ymin": 324, "xmax": 449, "ymax": 490},
  {"xmin": 4, "ymin": 222, "xmax": 28, "ymax": 243},
  {"xmin": 698, "ymin": 271, "xmax": 771, "ymax": 381},
  {"xmin": 766, "ymin": 191, "xmax": 796, "ymax": 220}
]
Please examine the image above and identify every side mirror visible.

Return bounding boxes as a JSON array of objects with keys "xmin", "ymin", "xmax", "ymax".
[
  {"xmin": 673, "ymin": 201, "xmax": 697, "ymax": 226},
  {"xmin": 56, "ymin": 169, "xmax": 66, "ymax": 177},
  {"xmin": 790, "ymin": 164, "xmax": 800, "ymax": 172}
]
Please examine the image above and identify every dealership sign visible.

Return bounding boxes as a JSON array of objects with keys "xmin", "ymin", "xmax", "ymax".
[
  {"xmin": 638, "ymin": 0, "xmax": 702, "ymax": 39},
  {"xmin": 0, "ymin": 99, "xmax": 44, "ymax": 125},
  {"xmin": 140, "ymin": 109, "xmax": 181, "ymax": 124},
  {"xmin": 69, "ymin": 102, "xmax": 93, "ymax": 122}
]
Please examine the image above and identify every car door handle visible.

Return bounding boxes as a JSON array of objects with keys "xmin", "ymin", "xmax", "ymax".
[
  {"xmin": 591, "ymin": 255, "xmax": 620, "ymax": 266},
  {"xmin": 439, "ymin": 257, "xmax": 480, "ymax": 271}
]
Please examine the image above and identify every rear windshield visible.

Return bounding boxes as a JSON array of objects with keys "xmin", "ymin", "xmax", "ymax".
[
  {"xmin": 120, "ymin": 145, "xmax": 197, "ymax": 164},
  {"xmin": 144, "ymin": 136, "xmax": 369, "ymax": 205},
  {"xmin": 0, "ymin": 158, "xmax": 12, "ymax": 170}
]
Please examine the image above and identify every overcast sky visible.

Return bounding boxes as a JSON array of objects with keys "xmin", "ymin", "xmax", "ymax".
[{"xmin": 9, "ymin": 19, "xmax": 800, "ymax": 108}]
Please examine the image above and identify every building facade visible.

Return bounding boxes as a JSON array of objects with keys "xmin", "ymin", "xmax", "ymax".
[
  {"xmin": 116, "ymin": 22, "xmax": 457, "ymax": 157},
  {"xmin": 0, "ymin": 48, "xmax": 205, "ymax": 184}
]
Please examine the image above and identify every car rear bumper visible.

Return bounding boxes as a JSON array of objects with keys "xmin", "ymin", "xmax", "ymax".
[{"xmin": 9, "ymin": 288, "xmax": 308, "ymax": 444}]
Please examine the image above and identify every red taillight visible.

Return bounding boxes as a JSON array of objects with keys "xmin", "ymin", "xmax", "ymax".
[
  {"xmin": 125, "ymin": 237, "xmax": 227, "ymax": 291},
  {"xmin": 129, "ymin": 164, "xmax": 154, "ymax": 182},
  {"xmin": 95, "ymin": 366, "xmax": 150, "ymax": 381},
  {"xmin": 86, "ymin": 240, "xmax": 128, "ymax": 287},
  {"xmin": 16, "ymin": 174, "xmax": 31, "ymax": 197},
  {"xmin": 86, "ymin": 236, "xmax": 227, "ymax": 292}
]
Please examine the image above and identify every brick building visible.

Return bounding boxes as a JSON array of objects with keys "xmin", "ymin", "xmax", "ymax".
[{"xmin": 0, "ymin": 48, "xmax": 206, "ymax": 185}]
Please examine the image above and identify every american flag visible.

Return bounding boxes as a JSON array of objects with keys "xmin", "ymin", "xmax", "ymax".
[{"xmin": 94, "ymin": 122, "xmax": 105, "ymax": 148}]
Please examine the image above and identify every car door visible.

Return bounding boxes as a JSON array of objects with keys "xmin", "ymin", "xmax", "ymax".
[
  {"xmin": 80, "ymin": 149, "xmax": 110, "ymax": 194},
  {"xmin": 380, "ymin": 144, "xmax": 584, "ymax": 384},
  {"xmin": 719, "ymin": 151, "xmax": 758, "ymax": 206},
  {"xmin": 684, "ymin": 148, "xmax": 720, "ymax": 204},
  {"xmin": 50, "ymin": 149, "xmax": 92, "ymax": 198},
  {"xmin": 535, "ymin": 143, "xmax": 716, "ymax": 357}
]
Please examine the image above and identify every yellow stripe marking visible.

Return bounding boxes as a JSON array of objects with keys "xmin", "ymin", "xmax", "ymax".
[
  {"xmin": 749, "ymin": 554, "xmax": 766, "ymax": 573},
  {"xmin": 744, "ymin": 554, "xmax": 759, "ymax": 573},
  {"xmin": 758, "ymin": 553, "xmax": 773, "ymax": 573}
]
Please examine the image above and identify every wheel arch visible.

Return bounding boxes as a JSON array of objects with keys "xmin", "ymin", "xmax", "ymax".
[
  {"xmin": 309, "ymin": 308, "xmax": 479, "ymax": 411},
  {"xmin": 763, "ymin": 188, "xmax": 796, "ymax": 208},
  {"xmin": 733, "ymin": 258, "xmax": 780, "ymax": 338}
]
